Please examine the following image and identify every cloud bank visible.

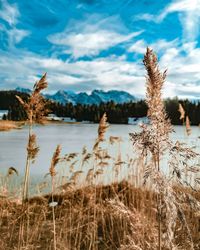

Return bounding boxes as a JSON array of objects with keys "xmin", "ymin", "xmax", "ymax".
[{"xmin": 0, "ymin": 0, "xmax": 200, "ymax": 100}]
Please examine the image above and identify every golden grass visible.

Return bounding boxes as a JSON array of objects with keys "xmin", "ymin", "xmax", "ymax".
[
  {"xmin": 0, "ymin": 181, "xmax": 199, "ymax": 250},
  {"xmin": 0, "ymin": 120, "xmax": 23, "ymax": 131}
]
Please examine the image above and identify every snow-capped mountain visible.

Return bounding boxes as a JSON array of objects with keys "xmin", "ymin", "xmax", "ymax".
[
  {"xmin": 15, "ymin": 87, "xmax": 136, "ymax": 105},
  {"xmin": 46, "ymin": 89, "xmax": 136, "ymax": 105},
  {"xmin": 15, "ymin": 87, "xmax": 32, "ymax": 94},
  {"xmin": 91, "ymin": 90, "xmax": 135, "ymax": 104},
  {"xmin": 45, "ymin": 90, "xmax": 77, "ymax": 105}
]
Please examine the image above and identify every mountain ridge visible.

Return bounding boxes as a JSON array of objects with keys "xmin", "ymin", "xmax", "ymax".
[{"xmin": 15, "ymin": 87, "xmax": 136, "ymax": 105}]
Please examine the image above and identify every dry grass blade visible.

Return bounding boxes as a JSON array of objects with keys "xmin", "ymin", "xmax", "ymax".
[
  {"xmin": 86, "ymin": 168, "xmax": 94, "ymax": 183},
  {"xmin": 94, "ymin": 169, "xmax": 104, "ymax": 177},
  {"xmin": 69, "ymin": 170, "xmax": 83, "ymax": 184},
  {"xmin": 82, "ymin": 153, "xmax": 92, "ymax": 163},
  {"xmin": 69, "ymin": 160, "xmax": 79, "ymax": 173},
  {"xmin": 63, "ymin": 153, "xmax": 78, "ymax": 162}
]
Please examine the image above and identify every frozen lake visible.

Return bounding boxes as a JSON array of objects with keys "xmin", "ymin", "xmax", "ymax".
[{"xmin": 0, "ymin": 123, "xmax": 199, "ymax": 194}]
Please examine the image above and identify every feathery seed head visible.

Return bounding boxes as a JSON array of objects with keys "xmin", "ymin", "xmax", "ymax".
[
  {"xmin": 186, "ymin": 116, "xmax": 191, "ymax": 136},
  {"xmin": 49, "ymin": 145, "xmax": 61, "ymax": 177},
  {"xmin": 143, "ymin": 48, "xmax": 168, "ymax": 122},
  {"xmin": 16, "ymin": 73, "xmax": 48, "ymax": 124},
  {"xmin": 27, "ymin": 133, "xmax": 39, "ymax": 162},
  {"xmin": 98, "ymin": 113, "xmax": 109, "ymax": 142},
  {"xmin": 178, "ymin": 103, "xmax": 185, "ymax": 120},
  {"xmin": 93, "ymin": 113, "xmax": 109, "ymax": 151}
]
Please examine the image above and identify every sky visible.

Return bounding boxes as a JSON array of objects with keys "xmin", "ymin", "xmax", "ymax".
[{"xmin": 0, "ymin": 0, "xmax": 200, "ymax": 99}]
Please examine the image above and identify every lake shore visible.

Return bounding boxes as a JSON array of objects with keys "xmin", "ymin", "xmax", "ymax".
[
  {"xmin": 0, "ymin": 120, "xmax": 81, "ymax": 132},
  {"xmin": 0, "ymin": 120, "xmax": 25, "ymax": 131}
]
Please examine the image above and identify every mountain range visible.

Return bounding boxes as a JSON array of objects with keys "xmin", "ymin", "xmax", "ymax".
[{"xmin": 15, "ymin": 87, "xmax": 136, "ymax": 105}]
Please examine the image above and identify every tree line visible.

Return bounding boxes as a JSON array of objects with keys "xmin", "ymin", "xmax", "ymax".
[{"xmin": 0, "ymin": 90, "xmax": 200, "ymax": 125}]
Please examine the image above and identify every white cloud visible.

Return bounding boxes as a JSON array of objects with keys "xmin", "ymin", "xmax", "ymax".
[
  {"xmin": 7, "ymin": 28, "xmax": 30, "ymax": 46},
  {"xmin": 0, "ymin": 24, "xmax": 30, "ymax": 48},
  {"xmin": 48, "ymin": 15, "xmax": 143, "ymax": 59},
  {"xmin": 128, "ymin": 36, "xmax": 200, "ymax": 99},
  {"xmin": 128, "ymin": 39, "xmax": 179, "ymax": 56},
  {"xmin": 0, "ymin": 1, "xmax": 30, "ymax": 48},
  {"xmin": 134, "ymin": 13, "xmax": 155, "ymax": 22},
  {"xmin": 0, "ymin": 49, "xmax": 146, "ymax": 95},
  {"xmin": 159, "ymin": 0, "xmax": 200, "ymax": 19},
  {"xmin": 0, "ymin": 0, "xmax": 19, "ymax": 26},
  {"xmin": 135, "ymin": 0, "xmax": 200, "ymax": 43},
  {"xmin": 156, "ymin": 42, "xmax": 200, "ymax": 99},
  {"xmin": 56, "ymin": 30, "xmax": 141, "ymax": 59},
  {"xmin": 1, "ymin": 36, "xmax": 200, "ymax": 99},
  {"xmin": 158, "ymin": 0, "xmax": 200, "ymax": 42},
  {"xmin": 151, "ymin": 39, "xmax": 179, "ymax": 53},
  {"xmin": 128, "ymin": 40, "xmax": 147, "ymax": 54}
]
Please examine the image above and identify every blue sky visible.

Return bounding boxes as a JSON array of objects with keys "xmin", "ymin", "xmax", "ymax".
[{"xmin": 0, "ymin": 0, "xmax": 200, "ymax": 99}]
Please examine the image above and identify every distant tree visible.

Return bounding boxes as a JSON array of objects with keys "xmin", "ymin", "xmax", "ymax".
[
  {"xmin": 2, "ymin": 114, "xmax": 7, "ymax": 120},
  {"xmin": 1, "ymin": 90, "xmax": 200, "ymax": 124}
]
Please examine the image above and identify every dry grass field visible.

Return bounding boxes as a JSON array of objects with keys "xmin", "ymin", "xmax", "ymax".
[{"xmin": 0, "ymin": 182, "xmax": 199, "ymax": 250}]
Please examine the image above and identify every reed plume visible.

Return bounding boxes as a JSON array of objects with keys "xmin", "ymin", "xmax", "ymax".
[
  {"xmin": 130, "ymin": 48, "xmax": 200, "ymax": 249},
  {"xmin": 16, "ymin": 73, "xmax": 48, "ymax": 201},
  {"xmin": 130, "ymin": 48, "xmax": 174, "ymax": 249},
  {"xmin": 16, "ymin": 73, "xmax": 48, "ymax": 125},
  {"xmin": 49, "ymin": 145, "xmax": 61, "ymax": 177},
  {"xmin": 27, "ymin": 134, "xmax": 39, "ymax": 163},
  {"xmin": 186, "ymin": 116, "xmax": 191, "ymax": 136},
  {"xmin": 93, "ymin": 113, "xmax": 109, "ymax": 151},
  {"xmin": 15, "ymin": 74, "xmax": 48, "ymax": 249},
  {"xmin": 143, "ymin": 47, "xmax": 172, "ymax": 158},
  {"xmin": 98, "ymin": 113, "xmax": 109, "ymax": 142},
  {"xmin": 178, "ymin": 103, "xmax": 185, "ymax": 121}
]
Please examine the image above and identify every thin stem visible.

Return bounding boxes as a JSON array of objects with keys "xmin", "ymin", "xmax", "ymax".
[
  {"xmin": 157, "ymin": 192, "xmax": 162, "ymax": 250},
  {"xmin": 23, "ymin": 116, "xmax": 33, "ymax": 202},
  {"xmin": 52, "ymin": 177, "xmax": 57, "ymax": 250}
]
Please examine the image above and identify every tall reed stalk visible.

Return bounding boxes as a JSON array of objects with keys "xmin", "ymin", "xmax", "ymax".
[
  {"xmin": 92, "ymin": 113, "xmax": 109, "ymax": 249},
  {"xmin": 49, "ymin": 145, "xmax": 61, "ymax": 250},
  {"xmin": 131, "ymin": 48, "xmax": 173, "ymax": 249},
  {"xmin": 143, "ymin": 48, "xmax": 172, "ymax": 249},
  {"xmin": 16, "ymin": 74, "xmax": 48, "ymax": 249},
  {"xmin": 130, "ymin": 48, "xmax": 200, "ymax": 250},
  {"xmin": 16, "ymin": 73, "xmax": 48, "ymax": 201}
]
